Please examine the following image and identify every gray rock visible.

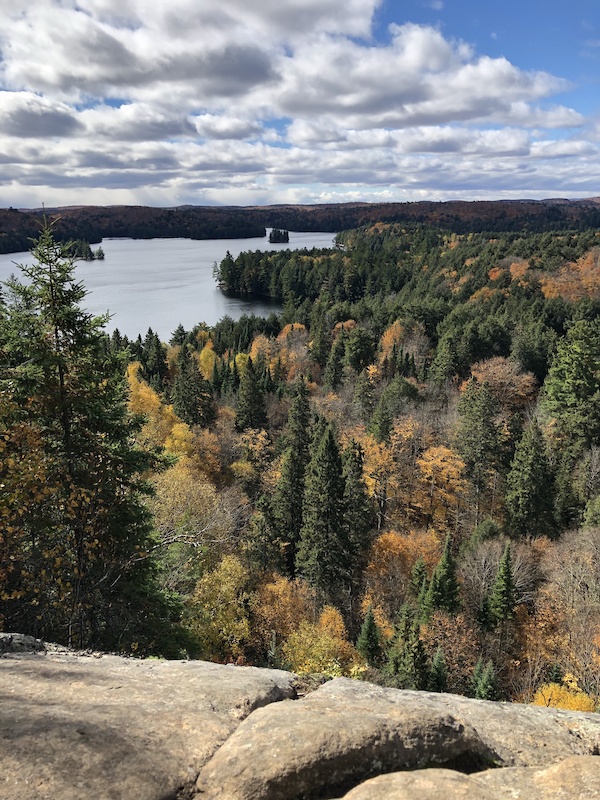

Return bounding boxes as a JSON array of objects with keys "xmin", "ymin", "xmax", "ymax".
[
  {"xmin": 341, "ymin": 756, "xmax": 600, "ymax": 799},
  {"xmin": 195, "ymin": 678, "xmax": 600, "ymax": 800},
  {"xmin": 0, "ymin": 633, "xmax": 45, "ymax": 653},
  {"xmin": 0, "ymin": 649, "xmax": 296, "ymax": 800}
]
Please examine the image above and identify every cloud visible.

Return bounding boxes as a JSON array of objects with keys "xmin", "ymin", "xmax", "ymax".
[{"xmin": 0, "ymin": 2, "xmax": 594, "ymax": 207}]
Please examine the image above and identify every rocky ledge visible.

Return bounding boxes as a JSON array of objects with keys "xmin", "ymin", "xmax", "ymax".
[{"xmin": 2, "ymin": 632, "xmax": 600, "ymax": 799}]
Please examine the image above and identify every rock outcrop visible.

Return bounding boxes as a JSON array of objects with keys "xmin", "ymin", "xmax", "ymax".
[{"xmin": 2, "ymin": 633, "xmax": 600, "ymax": 800}]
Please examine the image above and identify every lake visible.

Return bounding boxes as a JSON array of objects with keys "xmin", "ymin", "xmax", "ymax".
[{"xmin": 0, "ymin": 230, "xmax": 336, "ymax": 340}]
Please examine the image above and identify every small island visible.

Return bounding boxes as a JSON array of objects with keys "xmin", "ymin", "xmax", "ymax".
[{"xmin": 269, "ymin": 227, "xmax": 289, "ymax": 243}]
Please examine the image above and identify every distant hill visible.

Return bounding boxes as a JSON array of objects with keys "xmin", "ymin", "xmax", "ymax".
[{"xmin": 1, "ymin": 198, "xmax": 600, "ymax": 254}]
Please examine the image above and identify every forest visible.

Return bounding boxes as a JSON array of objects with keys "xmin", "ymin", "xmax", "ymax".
[{"xmin": 3, "ymin": 216, "xmax": 600, "ymax": 712}]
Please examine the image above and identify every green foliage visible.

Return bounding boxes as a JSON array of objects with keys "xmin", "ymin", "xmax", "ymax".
[
  {"xmin": 428, "ymin": 647, "xmax": 448, "ymax": 693},
  {"xmin": 471, "ymin": 659, "xmax": 500, "ymax": 700},
  {"xmin": 356, "ymin": 606, "xmax": 383, "ymax": 667},
  {"xmin": 0, "ymin": 223, "xmax": 173, "ymax": 652},
  {"xmin": 386, "ymin": 605, "xmax": 429, "ymax": 690},
  {"xmin": 505, "ymin": 420, "xmax": 556, "ymax": 538},
  {"xmin": 421, "ymin": 536, "xmax": 460, "ymax": 619},
  {"xmin": 172, "ymin": 345, "xmax": 215, "ymax": 427},
  {"xmin": 296, "ymin": 425, "xmax": 349, "ymax": 604},
  {"xmin": 235, "ymin": 357, "xmax": 267, "ymax": 431},
  {"xmin": 488, "ymin": 544, "xmax": 518, "ymax": 626}
]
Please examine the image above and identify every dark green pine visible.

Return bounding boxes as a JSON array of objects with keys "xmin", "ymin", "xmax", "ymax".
[
  {"xmin": 296, "ymin": 424, "xmax": 349, "ymax": 604},
  {"xmin": 489, "ymin": 543, "xmax": 518, "ymax": 626},
  {"xmin": 356, "ymin": 606, "xmax": 383, "ymax": 668},
  {"xmin": 235, "ymin": 357, "xmax": 267, "ymax": 431}
]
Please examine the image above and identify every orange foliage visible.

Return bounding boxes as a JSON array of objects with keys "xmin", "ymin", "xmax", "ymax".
[
  {"xmin": 379, "ymin": 320, "xmax": 404, "ymax": 363},
  {"xmin": 509, "ymin": 261, "xmax": 529, "ymax": 280},
  {"xmin": 252, "ymin": 575, "xmax": 316, "ymax": 651},
  {"xmin": 488, "ymin": 267, "xmax": 504, "ymax": 281},
  {"xmin": 539, "ymin": 247, "xmax": 600, "ymax": 301},
  {"xmin": 364, "ymin": 529, "xmax": 442, "ymax": 623},
  {"xmin": 421, "ymin": 611, "xmax": 481, "ymax": 695},
  {"xmin": 468, "ymin": 286, "xmax": 500, "ymax": 303}
]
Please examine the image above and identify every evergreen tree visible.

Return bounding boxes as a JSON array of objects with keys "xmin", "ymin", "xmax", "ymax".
[
  {"xmin": 386, "ymin": 605, "xmax": 428, "ymax": 690},
  {"xmin": 428, "ymin": 647, "xmax": 448, "ymax": 693},
  {"xmin": 356, "ymin": 606, "xmax": 383, "ymax": 667},
  {"xmin": 368, "ymin": 395, "xmax": 393, "ymax": 443},
  {"xmin": 323, "ymin": 329, "xmax": 346, "ymax": 390},
  {"xmin": 235, "ymin": 357, "xmax": 267, "ymax": 431},
  {"xmin": 172, "ymin": 345, "xmax": 215, "ymax": 427},
  {"xmin": 505, "ymin": 420, "xmax": 555, "ymax": 538},
  {"xmin": 296, "ymin": 424, "xmax": 349, "ymax": 604},
  {"xmin": 471, "ymin": 659, "xmax": 500, "ymax": 700},
  {"xmin": 489, "ymin": 544, "xmax": 518, "ymax": 626},
  {"xmin": 0, "ymin": 224, "xmax": 172, "ymax": 652},
  {"xmin": 422, "ymin": 535, "xmax": 460, "ymax": 619},
  {"xmin": 410, "ymin": 557, "xmax": 428, "ymax": 598},
  {"xmin": 272, "ymin": 380, "xmax": 312, "ymax": 575},
  {"xmin": 455, "ymin": 379, "xmax": 501, "ymax": 524},
  {"xmin": 342, "ymin": 439, "xmax": 374, "ymax": 585}
]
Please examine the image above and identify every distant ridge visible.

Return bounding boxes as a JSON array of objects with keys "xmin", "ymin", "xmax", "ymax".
[{"xmin": 1, "ymin": 198, "xmax": 600, "ymax": 255}]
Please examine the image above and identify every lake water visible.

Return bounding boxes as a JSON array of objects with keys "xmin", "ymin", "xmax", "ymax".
[{"xmin": 0, "ymin": 230, "xmax": 336, "ymax": 340}]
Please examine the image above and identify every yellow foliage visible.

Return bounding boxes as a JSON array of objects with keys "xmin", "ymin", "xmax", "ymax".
[
  {"xmin": 252, "ymin": 575, "xmax": 315, "ymax": 651},
  {"xmin": 379, "ymin": 320, "xmax": 404, "ymax": 363},
  {"xmin": 281, "ymin": 608, "xmax": 362, "ymax": 677},
  {"xmin": 532, "ymin": 683, "xmax": 596, "ymax": 712},
  {"xmin": 189, "ymin": 555, "xmax": 252, "ymax": 662},
  {"xmin": 127, "ymin": 362, "xmax": 178, "ymax": 447},
  {"xmin": 197, "ymin": 343, "xmax": 217, "ymax": 380}
]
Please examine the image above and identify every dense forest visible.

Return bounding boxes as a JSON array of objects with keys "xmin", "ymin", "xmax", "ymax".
[
  {"xmin": 4, "ymin": 215, "xmax": 600, "ymax": 712},
  {"xmin": 2, "ymin": 198, "xmax": 600, "ymax": 253}
]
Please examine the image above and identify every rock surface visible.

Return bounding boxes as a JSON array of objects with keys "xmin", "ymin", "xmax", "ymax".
[
  {"xmin": 195, "ymin": 678, "xmax": 600, "ymax": 799},
  {"xmin": 2, "ymin": 637, "xmax": 600, "ymax": 800},
  {"xmin": 1, "ymin": 639, "xmax": 295, "ymax": 800}
]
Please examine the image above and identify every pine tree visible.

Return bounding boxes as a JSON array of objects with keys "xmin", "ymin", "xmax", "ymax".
[
  {"xmin": 235, "ymin": 357, "xmax": 267, "ymax": 431},
  {"xmin": 272, "ymin": 380, "xmax": 312, "ymax": 576},
  {"xmin": 505, "ymin": 420, "xmax": 555, "ymax": 538},
  {"xmin": 356, "ymin": 606, "xmax": 383, "ymax": 667},
  {"xmin": 422, "ymin": 535, "xmax": 460, "ymax": 619},
  {"xmin": 172, "ymin": 345, "xmax": 215, "ymax": 427},
  {"xmin": 386, "ymin": 605, "xmax": 428, "ymax": 690},
  {"xmin": 489, "ymin": 543, "xmax": 518, "ymax": 626},
  {"xmin": 428, "ymin": 647, "xmax": 448, "ymax": 693},
  {"xmin": 323, "ymin": 329, "xmax": 346, "ymax": 390},
  {"xmin": 368, "ymin": 395, "xmax": 392, "ymax": 443},
  {"xmin": 296, "ymin": 424, "xmax": 349, "ymax": 604},
  {"xmin": 410, "ymin": 557, "xmax": 428, "ymax": 598},
  {"xmin": 472, "ymin": 659, "xmax": 500, "ymax": 700},
  {"xmin": 0, "ymin": 224, "xmax": 171, "ymax": 651},
  {"xmin": 342, "ymin": 439, "xmax": 374, "ymax": 585}
]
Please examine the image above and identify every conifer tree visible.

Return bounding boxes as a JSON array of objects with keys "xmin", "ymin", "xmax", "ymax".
[
  {"xmin": 272, "ymin": 380, "xmax": 312, "ymax": 575},
  {"xmin": 471, "ymin": 659, "xmax": 500, "ymax": 700},
  {"xmin": 323, "ymin": 329, "xmax": 346, "ymax": 390},
  {"xmin": 422, "ymin": 535, "xmax": 460, "ymax": 619},
  {"xmin": 410, "ymin": 557, "xmax": 428, "ymax": 598},
  {"xmin": 0, "ymin": 224, "xmax": 171, "ymax": 651},
  {"xmin": 505, "ymin": 420, "xmax": 555, "ymax": 538},
  {"xmin": 172, "ymin": 345, "xmax": 215, "ymax": 427},
  {"xmin": 296, "ymin": 424, "xmax": 349, "ymax": 604},
  {"xmin": 356, "ymin": 606, "xmax": 383, "ymax": 667},
  {"xmin": 342, "ymin": 439, "xmax": 374, "ymax": 583},
  {"xmin": 386, "ymin": 605, "xmax": 428, "ymax": 690},
  {"xmin": 428, "ymin": 647, "xmax": 448, "ymax": 693},
  {"xmin": 489, "ymin": 543, "xmax": 518, "ymax": 626},
  {"xmin": 235, "ymin": 357, "xmax": 267, "ymax": 431}
]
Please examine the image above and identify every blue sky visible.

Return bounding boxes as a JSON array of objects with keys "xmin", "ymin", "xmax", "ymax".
[{"xmin": 0, "ymin": 0, "xmax": 598, "ymax": 207}]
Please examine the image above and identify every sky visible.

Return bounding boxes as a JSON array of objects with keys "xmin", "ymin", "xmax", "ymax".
[{"xmin": 0, "ymin": 0, "xmax": 599, "ymax": 209}]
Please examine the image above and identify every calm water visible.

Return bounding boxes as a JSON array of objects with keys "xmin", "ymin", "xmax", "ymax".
[{"xmin": 0, "ymin": 230, "xmax": 335, "ymax": 340}]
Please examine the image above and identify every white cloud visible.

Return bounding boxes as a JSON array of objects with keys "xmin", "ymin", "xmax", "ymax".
[{"xmin": 0, "ymin": 2, "xmax": 595, "ymax": 206}]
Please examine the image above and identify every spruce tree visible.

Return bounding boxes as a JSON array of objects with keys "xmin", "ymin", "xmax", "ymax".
[
  {"xmin": 296, "ymin": 424, "xmax": 349, "ymax": 603},
  {"xmin": 472, "ymin": 659, "xmax": 500, "ymax": 700},
  {"xmin": 172, "ymin": 345, "xmax": 215, "ymax": 427},
  {"xmin": 428, "ymin": 647, "xmax": 448, "ymax": 692},
  {"xmin": 356, "ymin": 606, "xmax": 383, "ymax": 667},
  {"xmin": 422, "ymin": 535, "xmax": 460, "ymax": 619},
  {"xmin": 489, "ymin": 543, "xmax": 518, "ymax": 626},
  {"xmin": 323, "ymin": 329, "xmax": 346, "ymax": 390},
  {"xmin": 386, "ymin": 605, "xmax": 428, "ymax": 690},
  {"xmin": 410, "ymin": 557, "xmax": 428, "ymax": 598},
  {"xmin": 235, "ymin": 357, "xmax": 267, "ymax": 431},
  {"xmin": 505, "ymin": 420, "xmax": 555, "ymax": 538},
  {"xmin": 272, "ymin": 380, "xmax": 312, "ymax": 575},
  {"xmin": 0, "ymin": 224, "xmax": 169, "ymax": 651},
  {"xmin": 342, "ymin": 439, "xmax": 374, "ymax": 584}
]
